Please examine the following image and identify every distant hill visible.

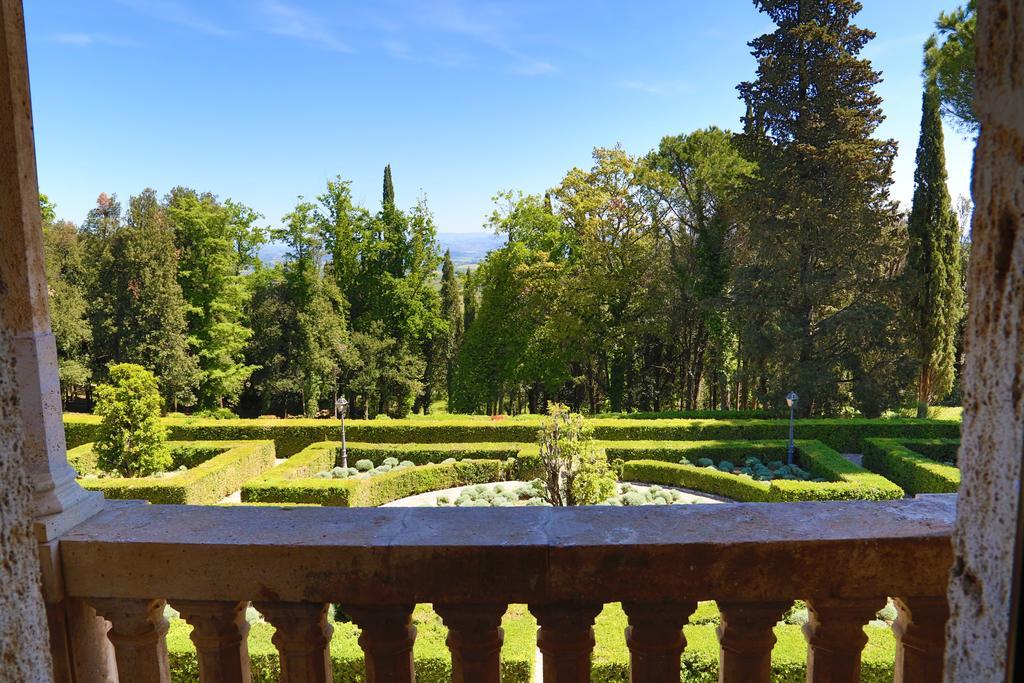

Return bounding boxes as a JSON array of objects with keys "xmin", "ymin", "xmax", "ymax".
[
  {"xmin": 437, "ymin": 231, "xmax": 505, "ymax": 267},
  {"xmin": 258, "ymin": 231, "xmax": 504, "ymax": 269}
]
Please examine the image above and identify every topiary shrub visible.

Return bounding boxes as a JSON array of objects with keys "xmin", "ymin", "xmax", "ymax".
[
  {"xmin": 355, "ymin": 459, "xmax": 374, "ymax": 472},
  {"xmin": 93, "ymin": 363, "xmax": 170, "ymax": 477}
]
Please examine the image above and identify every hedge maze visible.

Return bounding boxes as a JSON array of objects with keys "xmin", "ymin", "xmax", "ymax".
[{"xmin": 57, "ymin": 412, "xmax": 959, "ymax": 506}]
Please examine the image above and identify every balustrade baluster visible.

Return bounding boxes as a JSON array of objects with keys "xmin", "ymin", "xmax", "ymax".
[
  {"xmin": 89, "ymin": 597, "xmax": 171, "ymax": 683},
  {"xmin": 173, "ymin": 600, "xmax": 252, "ymax": 683},
  {"xmin": 253, "ymin": 601, "xmax": 332, "ymax": 683},
  {"xmin": 803, "ymin": 597, "xmax": 886, "ymax": 683},
  {"xmin": 716, "ymin": 600, "xmax": 790, "ymax": 683},
  {"xmin": 342, "ymin": 603, "xmax": 417, "ymax": 683},
  {"xmin": 530, "ymin": 602, "xmax": 603, "ymax": 683},
  {"xmin": 434, "ymin": 603, "xmax": 506, "ymax": 683},
  {"xmin": 892, "ymin": 596, "xmax": 949, "ymax": 683},
  {"xmin": 622, "ymin": 600, "xmax": 696, "ymax": 682}
]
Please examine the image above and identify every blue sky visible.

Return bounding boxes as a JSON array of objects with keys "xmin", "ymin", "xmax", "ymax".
[{"xmin": 26, "ymin": 0, "xmax": 974, "ymax": 234}]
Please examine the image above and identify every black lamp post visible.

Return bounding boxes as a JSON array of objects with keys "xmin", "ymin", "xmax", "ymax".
[
  {"xmin": 335, "ymin": 395, "xmax": 349, "ymax": 469},
  {"xmin": 786, "ymin": 391, "xmax": 799, "ymax": 465}
]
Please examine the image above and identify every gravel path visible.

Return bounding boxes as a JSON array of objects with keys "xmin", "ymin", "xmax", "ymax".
[{"xmin": 381, "ymin": 481, "xmax": 730, "ymax": 507}]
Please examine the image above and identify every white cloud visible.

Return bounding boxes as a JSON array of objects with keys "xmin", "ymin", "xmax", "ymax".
[
  {"xmin": 510, "ymin": 60, "xmax": 555, "ymax": 77},
  {"xmin": 257, "ymin": 1, "xmax": 351, "ymax": 52},
  {"xmin": 47, "ymin": 32, "xmax": 141, "ymax": 48},
  {"xmin": 112, "ymin": 0, "xmax": 234, "ymax": 37}
]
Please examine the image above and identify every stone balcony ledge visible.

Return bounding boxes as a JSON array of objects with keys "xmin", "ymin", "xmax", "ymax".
[{"xmin": 60, "ymin": 495, "xmax": 955, "ymax": 606}]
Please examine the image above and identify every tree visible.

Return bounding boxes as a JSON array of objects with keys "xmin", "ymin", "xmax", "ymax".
[
  {"xmin": 735, "ymin": 0, "xmax": 902, "ymax": 415},
  {"xmin": 904, "ymin": 68, "xmax": 965, "ymax": 417},
  {"xmin": 439, "ymin": 250, "xmax": 464, "ymax": 401},
  {"xmin": 536, "ymin": 403, "xmax": 615, "ymax": 506},
  {"xmin": 927, "ymin": 1, "xmax": 977, "ymax": 132},
  {"xmin": 40, "ymin": 197, "xmax": 92, "ymax": 403},
  {"xmin": 91, "ymin": 190, "xmax": 199, "ymax": 408},
  {"xmin": 383, "ymin": 163, "xmax": 395, "ymax": 207},
  {"xmin": 166, "ymin": 187, "xmax": 262, "ymax": 408},
  {"xmin": 93, "ymin": 363, "xmax": 169, "ymax": 477}
]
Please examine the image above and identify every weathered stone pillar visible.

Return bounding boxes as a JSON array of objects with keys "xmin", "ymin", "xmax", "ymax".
[
  {"xmin": 893, "ymin": 597, "xmax": 948, "ymax": 683},
  {"xmin": 90, "ymin": 598, "xmax": 171, "ymax": 683},
  {"xmin": 622, "ymin": 600, "xmax": 695, "ymax": 682},
  {"xmin": 944, "ymin": 2, "xmax": 1024, "ymax": 681},
  {"xmin": 530, "ymin": 602, "xmax": 602, "ymax": 683},
  {"xmin": 716, "ymin": 601, "xmax": 789, "ymax": 682},
  {"xmin": 0, "ymin": 228, "xmax": 53, "ymax": 683},
  {"xmin": 254, "ymin": 602, "xmax": 333, "ymax": 683},
  {"xmin": 803, "ymin": 597, "xmax": 885, "ymax": 683},
  {"xmin": 343, "ymin": 603, "xmax": 417, "ymax": 683},
  {"xmin": 434, "ymin": 603, "xmax": 506, "ymax": 683},
  {"xmin": 174, "ymin": 600, "xmax": 252, "ymax": 682}
]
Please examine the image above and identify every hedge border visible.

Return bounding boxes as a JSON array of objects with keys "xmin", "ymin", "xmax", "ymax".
[
  {"xmin": 63, "ymin": 413, "xmax": 960, "ymax": 456},
  {"xmin": 861, "ymin": 438, "xmax": 961, "ymax": 495},
  {"xmin": 241, "ymin": 442, "xmax": 514, "ymax": 506},
  {"xmin": 619, "ymin": 440, "xmax": 905, "ymax": 502},
  {"xmin": 71, "ymin": 440, "xmax": 277, "ymax": 504}
]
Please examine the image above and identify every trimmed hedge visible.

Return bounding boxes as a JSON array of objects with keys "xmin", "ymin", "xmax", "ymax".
[
  {"xmin": 167, "ymin": 604, "xmax": 535, "ymax": 682},
  {"xmin": 862, "ymin": 438, "xmax": 961, "ymax": 495},
  {"xmin": 241, "ymin": 442, "xmax": 510, "ymax": 506},
  {"xmin": 63, "ymin": 413, "xmax": 960, "ymax": 456},
  {"xmin": 620, "ymin": 440, "xmax": 904, "ymax": 502},
  {"xmin": 71, "ymin": 440, "xmax": 276, "ymax": 504},
  {"xmin": 591, "ymin": 603, "xmax": 896, "ymax": 682}
]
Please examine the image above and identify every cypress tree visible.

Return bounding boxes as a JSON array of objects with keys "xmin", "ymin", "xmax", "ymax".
[
  {"xmin": 905, "ymin": 64, "xmax": 964, "ymax": 417},
  {"xmin": 439, "ymin": 249, "xmax": 465, "ymax": 400},
  {"xmin": 382, "ymin": 164, "xmax": 395, "ymax": 207},
  {"xmin": 735, "ymin": 0, "xmax": 901, "ymax": 414}
]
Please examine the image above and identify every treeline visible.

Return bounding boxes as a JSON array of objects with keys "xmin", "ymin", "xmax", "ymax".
[
  {"xmin": 43, "ymin": 0, "xmax": 971, "ymax": 418},
  {"xmin": 43, "ymin": 166, "xmax": 462, "ymax": 419}
]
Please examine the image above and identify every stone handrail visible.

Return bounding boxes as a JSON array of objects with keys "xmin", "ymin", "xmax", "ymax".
[{"xmin": 59, "ymin": 495, "xmax": 956, "ymax": 682}]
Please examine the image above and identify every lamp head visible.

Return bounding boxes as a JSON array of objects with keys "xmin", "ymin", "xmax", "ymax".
[{"xmin": 786, "ymin": 391, "xmax": 799, "ymax": 408}]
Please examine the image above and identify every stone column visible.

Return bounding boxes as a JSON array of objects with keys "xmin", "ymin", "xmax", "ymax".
[
  {"xmin": 254, "ymin": 602, "xmax": 333, "ymax": 683},
  {"xmin": 622, "ymin": 601, "xmax": 695, "ymax": 682},
  {"xmin": 173, "ymin": 600, "xmax": 252, "ymax": 682},
  {"xmin": 530, "ymin": 602, "xmax": 602, "ymax": 683},
  {"xmin": 944, "ymin": 2, "xmax": 1024, "ymax": 680},
  {"xmin": 89, "ymin": 598, "xmax": 171, "ymax": 683},
  {"xmin": 434, "ymin": 603, "xmax": 506, "ymax": 683},
  {"xmin": 893, "ymin": 597, "xmax": 948, "ymax": 683},
  {"xmin": 0, "ymin": 0, "xmax": 102, "ymax": 531},
  {"xmin": 1, "ymin": 1, "xmax": 109, "ymax": 680},
  {"xmin": 803, "ymin": 597, "xmax": 885, "ymax": 683},
  {"xmin": 716, "ymin": 601, "xmax": 789, "ymax": 682},
  {"xmin": 342, "ymin": 603, "xmax": 417, "ymax": 683}
]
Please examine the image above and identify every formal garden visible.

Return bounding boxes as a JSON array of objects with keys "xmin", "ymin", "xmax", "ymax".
[{"xmin": 56, "ymin": 363, "xmax": 966, "ymax": 681}]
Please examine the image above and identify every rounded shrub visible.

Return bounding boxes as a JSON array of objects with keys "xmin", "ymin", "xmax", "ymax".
[
  {"xmin": 355, "ymin": 459, "xmax": 374, "ymax": 472},
  {"xmin": 93, "ymin": 363, "xmax": 170, "ymax": 477}
]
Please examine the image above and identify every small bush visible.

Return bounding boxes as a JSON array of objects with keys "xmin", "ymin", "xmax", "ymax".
[{"xmin": 93, "ymin": 363, "xmax": 170, "ymax": 477}]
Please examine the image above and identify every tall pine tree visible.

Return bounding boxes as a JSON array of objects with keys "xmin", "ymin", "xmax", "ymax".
[
  {"xmin": 735, "ymin": 0, "xmax": 901, "ymax": 415},
  {"xmin": 439, "ymin": 249, "xmax": 464, "ymax": 401},
  {"xmin": 905, "ymin": 63, "xmax": 964, "ymax": 417}
]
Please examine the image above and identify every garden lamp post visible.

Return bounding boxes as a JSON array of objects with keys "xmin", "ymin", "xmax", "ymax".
[
  {"xmin": 786, "ymin": 391, "xmax": 799, "ymax": 465},
  {"xmin": 335, "ymin": 395, "xmax": 349, "ymax": 469}
]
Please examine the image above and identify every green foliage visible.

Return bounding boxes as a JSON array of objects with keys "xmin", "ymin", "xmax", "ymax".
[
  {"xmin": 93, "ymin": 364, "xmax": 170, "ymax": 476},
  {"xmin": 86, "ymin": 191, "xmax": 199, "ymax": 408},
  {"xmin": 926, "ymin": 1, "xmax": 977, "ymax": 132},
  {"xmin": 166, "ymin": 187, "xmax": 262, "ymax": 409},
  {"xmin": 77, "ymin": 440, "xmax": 276, "ymax": 504},
  {"xmin": 862, "ymin": 437, "xmax": 960, "ymax": 494},
  {"xmin": 621, "ymin": 440, "xmax": 904, "ymax": 502},
  {"xmin": 904, "ymin": 75, "xmax": 964, "ymax": 417},
  {"xmin": 63, "ymin": 413, "xmax": 962, "ymax": 457},
  {"xmin": 537, "ymin": 404, "xmax": 615, "ymax": 506},
  {"xmin": 734, "ymin": 0, "xmax": 904, "ymax": 416},
  {"xmin": 242, "ymin": 445, "xmax": 506, "ymax": 507}
]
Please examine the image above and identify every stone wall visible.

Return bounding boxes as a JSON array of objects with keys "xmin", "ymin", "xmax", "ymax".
[
  {"xmin": 0, "ymin": 273, "xmax": 53, "ymax": 679},
  {"xmin": 945, "ymin": 0, "xmax": 1024, "ymax": 679}
]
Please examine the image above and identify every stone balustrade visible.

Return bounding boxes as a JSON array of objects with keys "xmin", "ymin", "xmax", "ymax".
[{"xmin": 58, "ymin": 495, "xmax": 955, "ymax": 682}]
